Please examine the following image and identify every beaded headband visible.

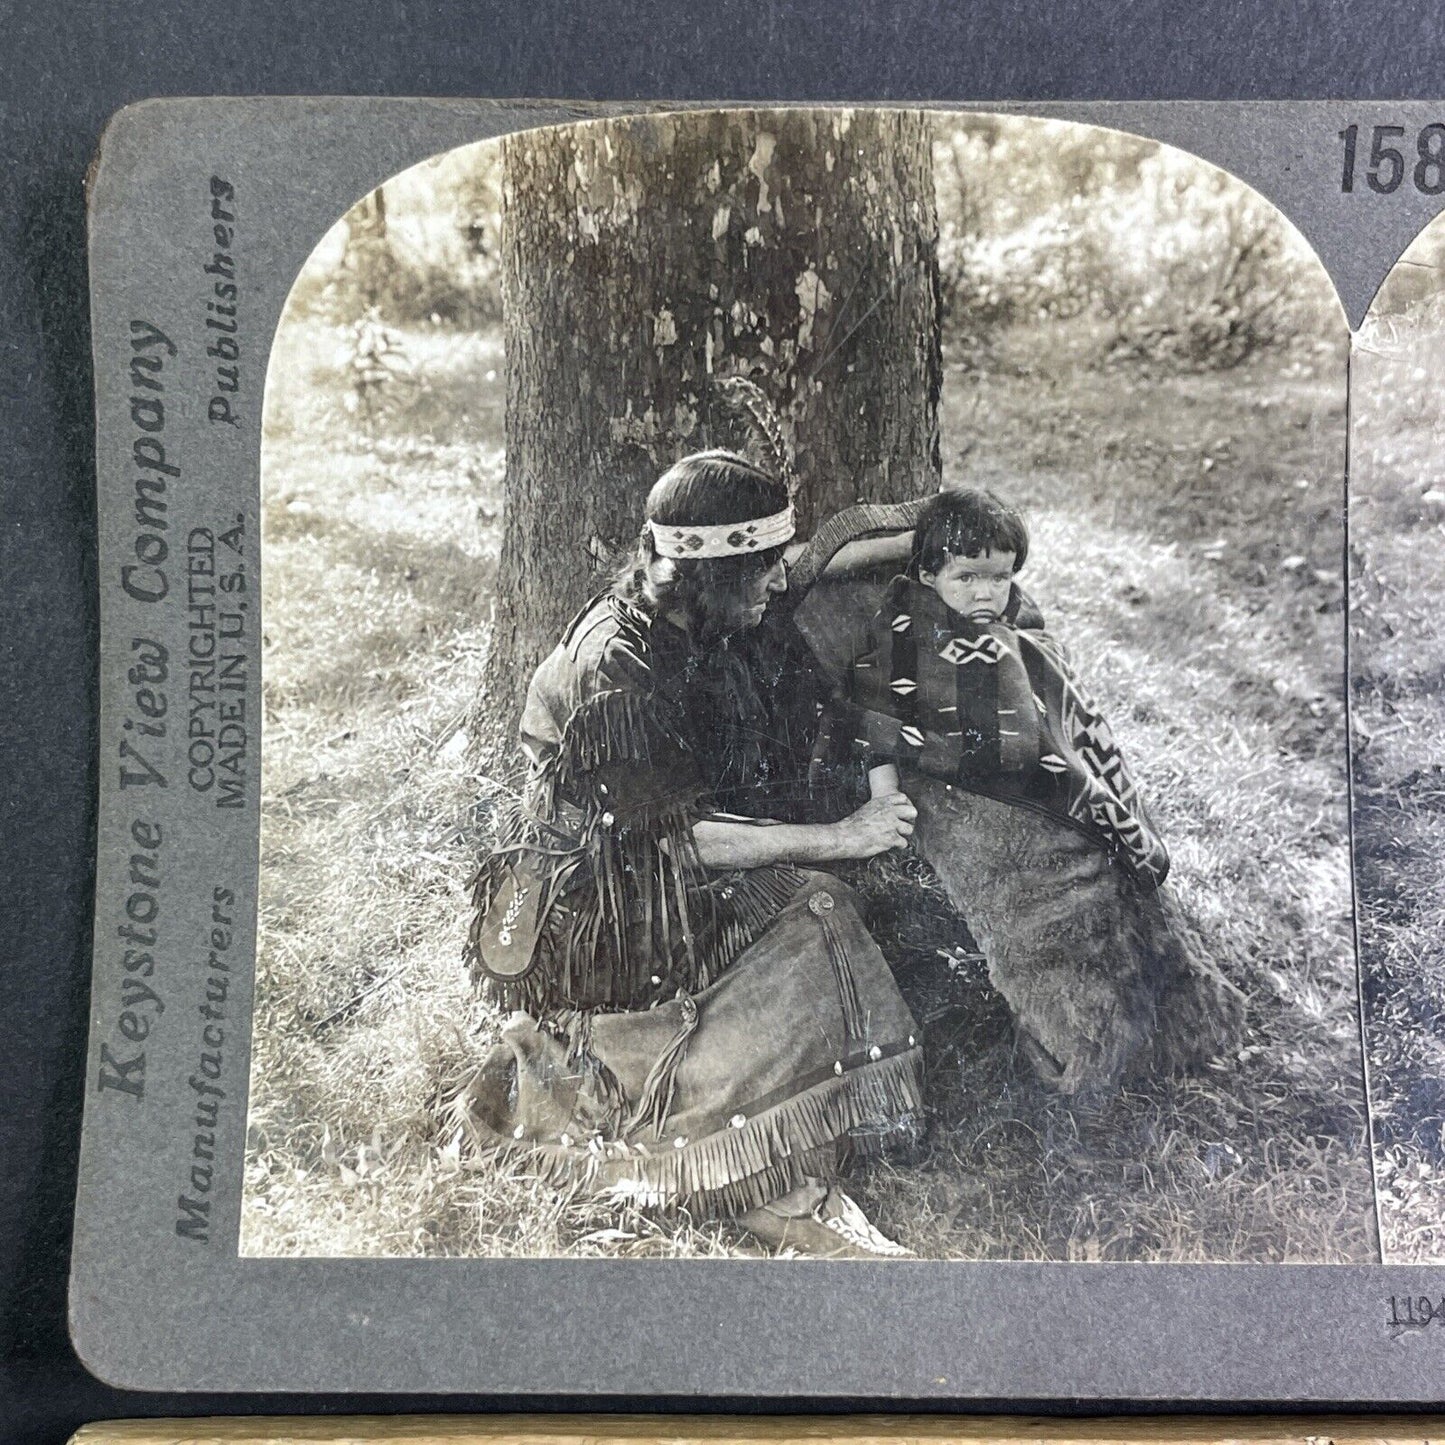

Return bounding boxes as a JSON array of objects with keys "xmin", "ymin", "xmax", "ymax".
[{"xmin": 648, "ymin": 505, "xmax": 796, "ymax": 559}]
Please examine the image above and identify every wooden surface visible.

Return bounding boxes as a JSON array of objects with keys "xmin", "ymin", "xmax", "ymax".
[{"xmin": 67, "ymin": 1417, "xmax": 1445, "ymax": 1445}]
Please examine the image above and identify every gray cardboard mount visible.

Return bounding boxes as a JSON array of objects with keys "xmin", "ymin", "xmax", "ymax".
[{"xmin": 69, "ymin": 97, "xmax": 1445, "ymax": 1401}]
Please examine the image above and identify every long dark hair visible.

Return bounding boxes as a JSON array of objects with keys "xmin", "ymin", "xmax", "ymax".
[{"xmin": 616, "ymin": 449, "xmax": 790, "ymax": 641}]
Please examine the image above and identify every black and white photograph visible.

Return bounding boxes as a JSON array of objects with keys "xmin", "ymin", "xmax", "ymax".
[
  {"xmin": 238, "ymin": 107, "xmax": 1371, "ymax": 1264},
  {"xmin": 1350, "ymin": 205, "xmax": 1445, "ymax": 1265}
]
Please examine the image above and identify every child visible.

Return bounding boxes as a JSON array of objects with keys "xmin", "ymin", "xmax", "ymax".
[{"xmin": 822, "ymin": 489, "xmax": 1242, "ymax": 1095}]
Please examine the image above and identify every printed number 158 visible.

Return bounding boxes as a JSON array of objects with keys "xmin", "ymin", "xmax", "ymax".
[{"xmin": 1341, "ymin": 124, "xmax": 1445, "ymax": 194}]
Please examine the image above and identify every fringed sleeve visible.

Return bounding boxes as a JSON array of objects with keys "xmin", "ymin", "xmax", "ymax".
[
  {"xmin": 468, "ymin": 680, "xmax": 709, "ymax": 1013},
  {"xmin": 471, "ymin": 668, "xmax": 810, "ymax": 1016}
]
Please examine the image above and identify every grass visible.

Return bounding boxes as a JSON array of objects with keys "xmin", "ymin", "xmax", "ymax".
[
  {"xmin": 1349, "ymin": 287, "xmax": 1445, "ymax": 1262},
  {"xmin": 241, "ymin": 310, "xmax": 1377, "ymax": 1262}
]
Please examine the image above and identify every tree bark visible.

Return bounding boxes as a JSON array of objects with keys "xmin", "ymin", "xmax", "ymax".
[
  {"xmin": 485, "ymin": 107, "xmax": 941, "ymax": 743},
  {"xmin": 343, "ymin": 184, "xmax": 391, "ymax": 310}
]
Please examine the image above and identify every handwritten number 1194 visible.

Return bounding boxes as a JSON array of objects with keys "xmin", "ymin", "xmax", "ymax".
[{"xmin": 1341, "ymin": 123, "xmax": 1445, "ymax": 194}]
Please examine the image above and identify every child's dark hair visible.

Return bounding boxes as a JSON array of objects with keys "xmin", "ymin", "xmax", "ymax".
[{"xmin": 910, "ymin": 488, "xmax": 1029, "ymax": 577}]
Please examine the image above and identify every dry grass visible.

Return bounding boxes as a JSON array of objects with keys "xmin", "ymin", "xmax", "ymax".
[
  {"xmin": 1349, "ymin": 288, "xmax": 1445, "ymax": 1262},
  {"xmin": 241, "ymin": 312, "xmax": 1377, "ymax": 1262}
]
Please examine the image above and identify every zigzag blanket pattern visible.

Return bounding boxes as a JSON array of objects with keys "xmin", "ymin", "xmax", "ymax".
[{"xmin": 832, "ymin": 576, "xmax": 1171, "ymax": 889}]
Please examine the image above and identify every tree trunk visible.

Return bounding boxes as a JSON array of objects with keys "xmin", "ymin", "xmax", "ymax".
[
  {"xmin": 343, "ymin": 184, "xmax": 391, "ymax": 309},
  {"xmin": 484, "ymin": 107, "xmax": 941, "ymax": 745}
]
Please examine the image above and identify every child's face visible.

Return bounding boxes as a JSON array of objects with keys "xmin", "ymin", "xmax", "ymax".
[{"xmin": 920, "ymin": 549, "xmax": 1017, "ymax": 623}]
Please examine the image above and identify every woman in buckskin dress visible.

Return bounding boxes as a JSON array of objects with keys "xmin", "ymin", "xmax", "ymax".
[{"xmin": 458, "ymin": 449, "xmax": 925, "ymax": 1257}]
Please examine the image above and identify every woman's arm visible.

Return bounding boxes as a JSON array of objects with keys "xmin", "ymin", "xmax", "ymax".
[{"xmin": 692, "ymin": 792, "xmax": 916, "ymax": 869}]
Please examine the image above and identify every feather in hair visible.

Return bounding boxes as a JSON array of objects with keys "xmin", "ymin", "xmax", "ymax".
[{"xmin": 715, "ymin": 375, "xmax": 797, "ymax": 498}]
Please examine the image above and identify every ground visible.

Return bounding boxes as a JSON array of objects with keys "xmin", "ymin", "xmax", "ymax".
[
  {"xmin": 1349, "ymin": 288, "xmax": 1445, "ymax": 1262},
  {"xmin": 240, "ymin": 311, "xmax": 1377, "ymax": 1262}
]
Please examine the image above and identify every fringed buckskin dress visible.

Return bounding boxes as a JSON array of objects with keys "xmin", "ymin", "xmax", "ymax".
[{"xmin": 458, "ymin": 591, "xmax": 923, "ymax": 1219}]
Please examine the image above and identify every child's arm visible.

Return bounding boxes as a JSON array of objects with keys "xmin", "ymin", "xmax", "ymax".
[{"xmin": 868, "ymin": 761, "xmax": 900, "ymax": 799}]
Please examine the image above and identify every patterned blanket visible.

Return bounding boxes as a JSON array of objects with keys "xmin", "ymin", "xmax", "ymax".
[{"xmin": 821, "ymin": 576, "xmax": 1170, "ymax": 889}]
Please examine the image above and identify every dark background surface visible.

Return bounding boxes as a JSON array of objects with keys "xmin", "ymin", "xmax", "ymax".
[{"xmin": 4, "ymin": 2, "xmax": 1445, "ymax": 1440}]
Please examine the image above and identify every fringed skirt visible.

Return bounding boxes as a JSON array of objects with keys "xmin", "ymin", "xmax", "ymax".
[{"xmin": 454, "ymin": 871, "xmax": 924, "ymax": 1219}]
